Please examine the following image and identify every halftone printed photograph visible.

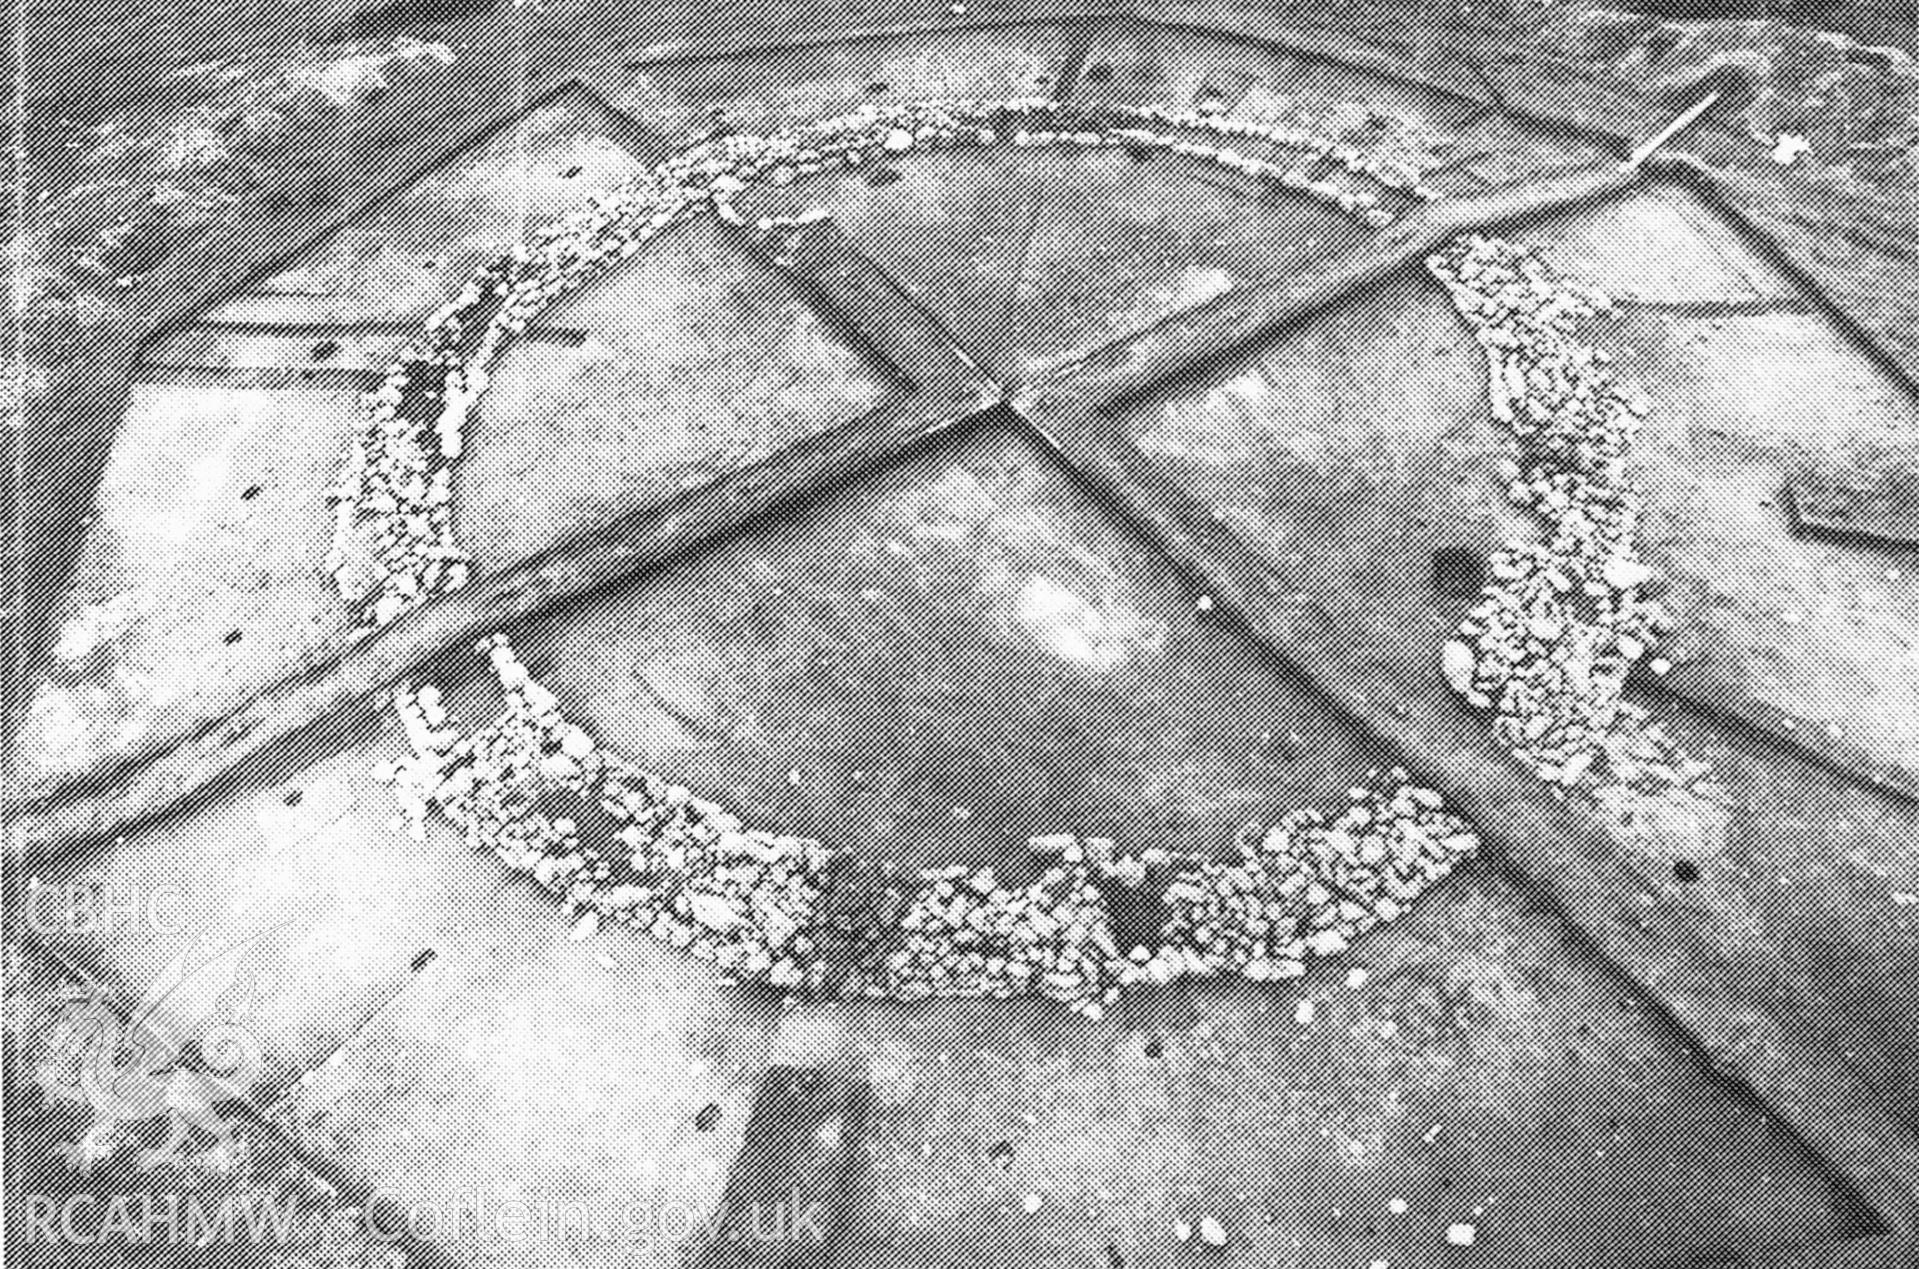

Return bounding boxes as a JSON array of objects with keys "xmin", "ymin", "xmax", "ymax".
[{"xmin": 4, "ymin": 1, "xmax": 1917, "ymax": 1266}]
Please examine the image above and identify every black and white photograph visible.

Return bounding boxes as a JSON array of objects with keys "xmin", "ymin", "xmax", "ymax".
[{"xmin": 4, "ymin": 1, "xmax": 1918, "ymax": 1265}]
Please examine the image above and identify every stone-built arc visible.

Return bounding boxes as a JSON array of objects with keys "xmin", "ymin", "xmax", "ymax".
[{"xmin": 10, "ymin": 9, "xmax": 1919, "ymax": 1268}]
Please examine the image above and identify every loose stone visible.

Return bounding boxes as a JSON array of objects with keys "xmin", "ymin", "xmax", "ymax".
[
  {"xmin": 1428, "ymin": 236, "xmax": 1719, "ymax": 822},
  {"xmin": 331, "ymin": 98, "xmax": 1442, "ymax": 631},
  {"xmin": 385, "ymin": 638, "xmax": 1478, "ymax": 1009}
]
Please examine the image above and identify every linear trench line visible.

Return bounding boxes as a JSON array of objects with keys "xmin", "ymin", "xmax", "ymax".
[
  {"xmin": 1645, "ymin": 151, "xmax": 1919, "ymax": 409},
  {"xmin": 1042, "ymin": 159, "xmax": 1919, "ymax": 807},
  {"xmin": 4, "ymin": 393, "xmax": 989, "ymax": 866},
  {"xmin": 11, "ymin": 87, "xmax": 1458, "ymax": 836},
  {"xmin": 2, "ymin": 926, "xmax": 466, "ymax": 1269},
  {"xmin": 14, "ymin": 34, "xmax": 1919, "ymax": 1251},
  {"xmin": 9, "ymin": 190, "xmax": 1004, "ymax": 826},
  {"xmin": 1004, "ymin": 203, "xmax": 1919, "ymax": 1236},
  {"xmin": 3, "ymin": 8, "xmax": 1651, "ymax": 742},
  {"xmin": 1009, "ymin": 394, "xmax": 1919, "ymax": 1242}
]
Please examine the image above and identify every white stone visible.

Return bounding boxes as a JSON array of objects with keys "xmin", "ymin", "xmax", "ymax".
[
  {"xmin": 1307, "ymin": 929, "xmax": 1350, "ymax": 957},
  {"xmin": 1603, "ymin": 557, "xmax": 1655, "ymax": 590},
  {"xmin": 1441, "ymin": 640, "xmax": 1477, "ymax": 695},
  {"xmin": 687, "ymin": 893, "xmax": 742, "ymax": 930}
]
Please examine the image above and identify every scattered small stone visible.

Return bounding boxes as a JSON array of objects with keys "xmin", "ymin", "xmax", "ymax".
[
  {"xmin": 1601, "ymin": 557, "xmax": 1654, "ymax": 591},
  {"xmin": 1198, "ymin": 1216, "xmax": 1228, "ymax": 1247},
  {"xmin": 1446, "ymin": 1222, "xmax": 1476, "ymax": 1247},
  {"xmin": 1428, "ymin": 238, "xmax": 1719, "ymax": 821},
  {"xmin": 1022, "ymin": 1192, "xmax": 1043, "ymax": 1214},
  {"xmin": 384, "ymin": 641, "xmax": 1477, "ymax": 1007},
  {"xmin": 1440, "ymin": 639, "xmax": 1476, "ymax": 696},
  {"xmin": 1294, "ymin": 997, "xmax": 1316, "ymax": 1026},
  {"xmin": 331, "ymin": 98, "xmax": 1442, "ymax": 631}
]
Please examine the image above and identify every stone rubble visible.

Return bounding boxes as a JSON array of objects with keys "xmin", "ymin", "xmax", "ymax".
[
  {"xmin": 382, "ymin": 637, "xmax": 1479, "ymax": 1010},
  {"xmin": 1428, "ymin": 236, "xmax": 1721, "ymax": 815},
  {"xmin": 330, "ymin": 97, "xmax": 1448, "ymax": 631}
]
